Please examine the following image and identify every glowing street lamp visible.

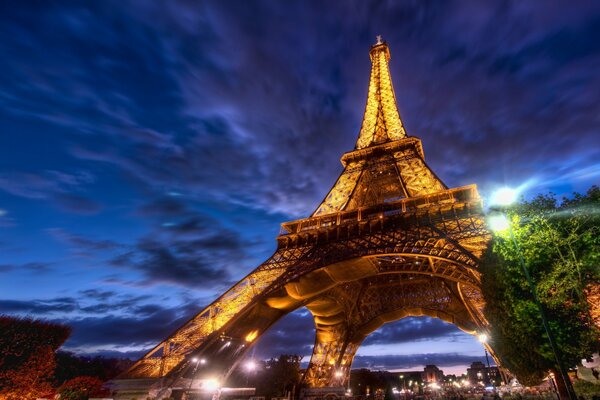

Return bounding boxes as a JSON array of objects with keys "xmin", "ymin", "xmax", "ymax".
[
  {"xmin": 188, "ymin": 357, "xmax": 203, "ymax": 392},
  {"xmin": 244, "ymin": 359, "xmax": 257, "ymax": 386},
  {"xmin": 490, "ymin": 187, "xmax": 518, "ymax": 206},
  {"xmin": 478, "ymin": 333, "xmax": 492, "ymax": 387},
  {"xmin": 399, "ymin": 374, "xmax": 406, "ymax": 398},
  {"xmin": 245, "ymin": 360, "xmax": 257, "ymax": 371},
  {"xmin": 488, "ymin": 187, "xmax": 576, "ymax": 400}
]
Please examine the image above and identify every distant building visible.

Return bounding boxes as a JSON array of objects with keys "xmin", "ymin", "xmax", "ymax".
[
  {"xmin": 467, "ymin": 361, "xmax": 501, "ymax": 386},
  {"xmin": 422, "ymin": 365, "xmax": 444, "ymax": 383},
  {"xmin": 443, "ymin": 374, "xmax": 458, "ymax": 388},
  {"xmin": 398, "ymin": 371, "xmax": 424, "ymax": 392}
]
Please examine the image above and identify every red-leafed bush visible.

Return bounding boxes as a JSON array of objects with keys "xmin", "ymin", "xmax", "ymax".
[
  {"xmin": 58, "ymin": 376, "xmax": 109, "ymax": 400},
  {"xmin": 0, "ymin": 315, "xmax": 71, "ymax": 400}
]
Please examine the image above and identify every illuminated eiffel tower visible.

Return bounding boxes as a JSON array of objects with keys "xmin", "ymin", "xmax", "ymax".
[{"xmin": 113, "ymin": 37, "xmax": 491, "ymax": 399}]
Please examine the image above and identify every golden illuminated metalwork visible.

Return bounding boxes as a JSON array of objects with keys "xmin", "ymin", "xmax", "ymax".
[
  {"xmin": 116, "ymin": 38, "xmax": 492, "ymax": 396},
  {"xmin": 356, "ymin": 42, "xmax": 406, "ymax": 149}
]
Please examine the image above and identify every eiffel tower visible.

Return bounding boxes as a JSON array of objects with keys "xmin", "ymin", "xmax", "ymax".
[{"xmin": 112, "ymin": 38, "xmax": 491, "ymax": 398}]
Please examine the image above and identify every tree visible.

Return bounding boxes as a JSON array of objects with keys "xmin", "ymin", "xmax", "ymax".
[
  {"xmin": 57, "ymin": 376, "xmax": 109, "ymax": 400},
  {"xmin": 229, "ymin": 354, "xmax": 301, "ymax": 399},
  {"xmin": 0, "ymin": 316, "xmax": 71, "ymax": 400},
  {"xmin": 481, "ymin": 186, "xmax": 600, "ymax": 398},
  {"xmin": 54, "ymin": 351, "xmax": 133, "ymax": 386}
]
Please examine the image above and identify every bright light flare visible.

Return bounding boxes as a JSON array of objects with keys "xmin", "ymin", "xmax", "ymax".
[
  {"xmin": 487, "ymin": 214, "xmax": 509, "ymax": 232},
  {"xmin": 490, "ymin": 187, "xmax": 518, "ymax": 206},
  {"xmin": 334, "ymin": 370, "xmax": 343, "ymax": 378},
  {"xmin": 245, "ymin": 360, "xmax": 257, "ymax": 371},
  {"xmin": 204, "ymin": 378, "xmax": 220, "ymax": 391},
  {"xmin": 478, "ymin": 333, "xmax": 488, "ymax": 343}
]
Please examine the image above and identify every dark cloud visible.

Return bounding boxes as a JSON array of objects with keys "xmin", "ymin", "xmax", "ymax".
[
  {"xmin": 251, "ymin": 314, "xmax": 472, "ymax": 360},
  {"xmin": 0, "ymin": 293, "xmax": 201, "ymax": 356},
  {"xmin": 253, "ymin": 309, "xmax": 316, "ymax": 358},
  {"xmin": 0, "ymin": 292, "xmax": 153, "ymax": 317},
  {"xmin": 53, "ymin": 193, "xmax": 103, "ymax": 215},
  {"xmin": 0, "ymin": 297, "xmax": 78, "ymax": 314},
  {"xmin": 109, "ymin": 199, "xmax": 249, "ymax": 287},
  {"xmin": 47, "ymin": 228, "xmax": 120, "ymax": 253},
  {"xmin": 78, "ymin": 289, "xmax": 117, "ymax": 301},
  {"xmin": 0, "ymin": 170, "xmax": 101, "ymax": 215},
  {"xmin": 353, "ymin": 353, "xmax": 486, "ymax": 370},
  {"xmin": 0, "ymin": 261, "xmax": 53, "ymax": 274},
  {"xmin": 61, "ymin": 300, "xmax": 202, "ymax": 352},
  {"xmin": 136, "ymin": 197, "xmax": 188, "ymax": 217},
  {"xmin": 363, "ymin": 317, "xmax": 465, "ymax": 346}
]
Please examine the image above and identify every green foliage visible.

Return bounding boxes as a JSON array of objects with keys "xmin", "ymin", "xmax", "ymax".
[
  {"xmin": 573, "ymin": 379, "xmax": 600, "ymax": 399},
  {"xmin": 0, "ymin": 315, "xmax": 71, "ymax": 400},
  {"xmin": 228, "ymin": 354, "xmax": 301, "ymax": 399},
  {"xmin": 481, "ymin": 186, "xmax": 600, "ymax": 386},
  {"xmin": 349, "ymin": 369, "xmax": 402, "ymax": 396}
]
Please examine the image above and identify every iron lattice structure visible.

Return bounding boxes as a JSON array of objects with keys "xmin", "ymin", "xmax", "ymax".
[{"xmin": 120, "ymin": 39, "xmax": 492, "ymax": 391}]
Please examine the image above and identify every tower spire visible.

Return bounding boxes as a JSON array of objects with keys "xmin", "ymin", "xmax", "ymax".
[{"xmin": 355, "ymin": 37, "xmax": 406, "ymax": 149}]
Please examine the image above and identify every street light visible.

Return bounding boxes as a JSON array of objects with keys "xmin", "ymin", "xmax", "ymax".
[
  {"xmin": 478, "ymin": 333, "xmax": 492, "ymax": 387},
  {"xmin": 245, "ymin": 360, "xmax": 257, "ymax": 371},
  {"xmin": 188, "ymin": 357, "xmax": 201, "ymax": 392},
  {"xmin": 490, "ymin": 187, "xmax": 518, "ymax": 206},
  {"xmin": 244, "ymin": 359, "xmax": 257, "ymax": 386},
  {"xmin": 488, "ymin": 188, "xmax": 576, "ymax": 400}
]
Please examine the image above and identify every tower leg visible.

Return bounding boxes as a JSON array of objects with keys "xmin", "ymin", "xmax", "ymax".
[{"xmin": 303, "ymin": 322, "xmax": 362, "ymax": 388}]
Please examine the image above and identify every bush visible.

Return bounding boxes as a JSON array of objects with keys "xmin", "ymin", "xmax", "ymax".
[{"xmin": 58, "ymin": 376, "xmax": 109, "ymax": 400}]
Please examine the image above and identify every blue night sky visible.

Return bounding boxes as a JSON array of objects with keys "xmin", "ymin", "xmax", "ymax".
[{"xmin": 1, "ymin": 1, "xmax": 599, "ymax": 376}]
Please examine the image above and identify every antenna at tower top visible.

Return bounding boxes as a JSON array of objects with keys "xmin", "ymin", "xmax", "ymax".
[{"xmin": 376, "ymin": 35, "xmax": 383, "ymax": 45}]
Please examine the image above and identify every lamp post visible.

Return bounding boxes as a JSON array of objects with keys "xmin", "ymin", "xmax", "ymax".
[
  {"xmin": 187, "ymin": 357, "xmax": 201, "ymax": 396},
  {"xmin": 488, "ymin": 188, "xmax": 576, "ymax": 400},
  {"xmin": 399, "ymin": 375, "xmax": 405, "ymax": 399},
  {"xmin": 478, "ymin": 334, "xmax": 492, "ymax": 387},
  {"xmin": 245, "ymin": 359, "xmax": 257, "ymax": 386}
]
